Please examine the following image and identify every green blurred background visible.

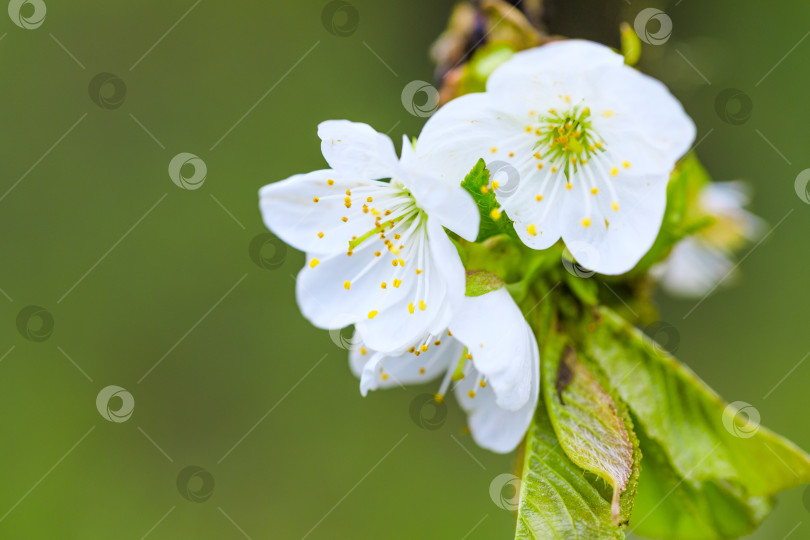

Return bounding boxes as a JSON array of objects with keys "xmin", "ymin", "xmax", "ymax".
[{"xmin": 1, "ymin": 0, "xmax": 808, "ymax": 538}]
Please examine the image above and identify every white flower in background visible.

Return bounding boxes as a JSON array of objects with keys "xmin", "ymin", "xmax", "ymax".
[
  {"xmin": 259, "ymin": 121, "xmax": 480, "ymax": 353},
  {"xmin": 654, "ymin": 181, "xmax": 765, "ymax": 297},
  {"xmin": 350, "ymin": 287, "xmax": 540, "ymax": 453},
  {"xmin": 415, "ymin": 40, "xmax": 696, "ymax": 275}
]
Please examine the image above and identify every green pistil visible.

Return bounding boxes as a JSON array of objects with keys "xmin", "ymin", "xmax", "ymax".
[
  {"xmin": 348, "ymin": 214, "xmax": 409, "ymax": 251},
  {"xmin": 533, "ymin": 105, "xmax": 605, "ymax": 177},
  {"xmin": 451, "ymin": 349, "xmax": 469, "ymax": 381}
]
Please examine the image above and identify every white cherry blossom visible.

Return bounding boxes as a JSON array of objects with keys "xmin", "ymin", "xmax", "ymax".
[
  {"xmin": 260, "ymin": 121, "xmax": 480, "ymax": 352},
  {"xmin": 416, "ymin": 40, "xmax": 696, "ymax": 274},
  {"xmin": 350, "ymin": 287, "xmax": 539, "ymax": 453}
]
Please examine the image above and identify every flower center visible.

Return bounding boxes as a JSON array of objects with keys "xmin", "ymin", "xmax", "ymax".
[{"xmin": 534, "ymin": 105, "xmax": 606, "ymax": 176}]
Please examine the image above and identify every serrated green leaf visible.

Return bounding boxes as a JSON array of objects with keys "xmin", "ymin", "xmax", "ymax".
[
  {"xmin": 541, "ymin": 325, "xmax": 635, "ymax": 524},
  {"xmin": 516, "ymin": 400, "xmax": 625, "ymax": 540},
  {"xmin": 630, "ymin": 420, "xmax": 772, "ymax": 540},
  {"xmin": 460, "ymin": 159, "xmax": 519, "ymax": 242},
  {"xmin": 584, "ymin": 307, "xmax": 810, "ymax": 501}
]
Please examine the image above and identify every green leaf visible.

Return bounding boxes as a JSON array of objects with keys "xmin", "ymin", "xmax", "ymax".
[
  {"xmin": 460, "ymin": 159, "xmax": 519, "ymax": 242},
  {"xmin": 582, "ymin": 307, "xmax": 810, "ymax": 534},
  {"xmin": 541, "ymin": 324, "xmax": 637, "ymax": 524},
  {"xmin": 630, "ymin": 420, "xmax": 772, "ymax": 540},
  {"xmin": 620, "ymin": 22, "xmax": 641, "ymax": 66},
  {"xmin": 515, "ymin": 399, "xmax": 625, "ymax": 540},
  {"xmin": 465, "ymin": 270, "xmax": 504, "ymax": 297}
]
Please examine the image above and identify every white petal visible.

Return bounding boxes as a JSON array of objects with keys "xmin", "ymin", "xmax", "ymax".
[
  {"xmin": 352, "ymin": 334, "xmax": 462, "ymax": 395},
  {"xmin": 454, "ymin": 330, "xmax": 540, "ymax": 453},
  {"xmin": 561, "ymin": 168, "xmax": 668, "ymax": 275},
  {"xmin": 415, "ymin": 92, "xmax": 521, "ymax": 189},
  {"xmin": 653, "ymin": 237, "xmax": 735, "ymax": 297},
  {"xmin": 318, "ymin": 120, "xmax": 399, "ymax": 179},
  {"xmin": 587, "ymin": 66, "xmax": 695, "ymax": 169},
  {"xmin": 259, "ymin": 171, "xmax": 390, "ymax": 255},
  {"xmin": 486, "ymin": 40, "xmax": 624, "ymax": 96},
  {"xmin": 448, "ymin": 288, "xmax": 535, "ymax": 410},
  {"xmin": 401, "ymin": 136, "xmax": 480, "ymax": 241}
]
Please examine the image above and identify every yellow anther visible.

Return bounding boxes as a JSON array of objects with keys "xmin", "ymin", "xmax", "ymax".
[
  {"xmin": 508, "ymin": 152, "xmax": 515, "ymax": 158},
  {"xmin": 408, "ymin": 346, "xmax": 415, "ymax": 353},
  {"xmin": 480, "ymin": 185, "xmax": 489, "ymax": 194},
  {"xmin": 591, "ymin": 187, "xmax": 599, "ymax": 195},
  {"xmin": 415, "ymin": 269, "xmax": 423, "ymax": 275},
  {"xmin": 381, "ymin": 373, "xmax": 389, "ymax": 381},
  {"xmin": 552, "ymin": 166, "xmax": 558, "ymax": 173},
  {"xmin": 374, "ymin": 251, "xmax": 381, "ymax": 257},
  {"xmin": 398, "ymin": 258, "xmax": 405, "ymax": 266},
  {"xmin": 465, "ymin": 353, "xmax": 472, "ymax": 360},
  {"xmin": 360, "ymin": 347, "xmax": 367, "ymax": 355},
  {"xmin": 345, "ymin": 189, "xmax": 351, "ymax": 196},
  {"xmin": 381, "ymin": 282, "xmax": 387, "ymax": 289},
  {"xmin": 490, "ymin": 147, "xmax": 497, "ymax": 153},
  {"xmin": 610, "ymin": 166, "xmax": 619, "ymax": 177},
  {"xmin": 418, "ymin": 300, "xmax": 426, "ymax": 311},
  {"xmin": 434, "ymin": 340, "xmax": 441, "ymax": 346},
  {"xmin": 490, "ymin": 208, "xmax": 502, "ymax": 221},
  {"xmin": 623, "ymin": 160, "xmax": 631, "ymax": 169},
  {"xmin": 327, "ymin": 179, "xmax": 334, "ymax": 186},
  {"xmin": 566, "ymin": 183, "xmax": 572, "ymax": 190},
  {"xmin": 366, "ymin": 196, "xmax": 373, "ymax": 202},
  {"xmin": 344, "ymin": 281, "xmax": 351, "ymax": 290},
  {"xmin": 534, "ymin": 152, "xmax": 542, "ymax": 159},
  {"xmin": 434, "ymin": 393, "xmax": 444, "ymax": 403},
  {"xmin": 526, "ymin": 224, "xmax": 537, "ymax": 236},
  {"xmin": 312, "ymin": 197, "xmax": 319, "ymax": 203},
  {"xmin": 342, "ymin": 216, "xmax": 348, "ymax": 222},
  {"xmin": 368, "ymin": 310, "xmax": 378, "ymax": 319},
  {"xmin": 317, "ymin": 231, "xmax": 324, "ymax": 238},
  {"xmin": 421, "ymin": 344, "xmax": 428, "ymax": 352},
  {"xmin": 525, "ymin": 126, "xmax": 532, "ymax": 132},
  {"xmin": 408, "ymin": 302, "xmax": 415, "ymax": 314},
  {"xmin": 582, "ymin": 218, "xmax": 592, "ymax": 227},
  {"xmin": 393, "ymin": 279, "xmax": 402, "ymax": 288},
  {"xmin": 535, "ymin": 194, "xmax": 543, "ymax": 201},
  {"xmin": 468, "ymin": 390, "xmax": 476, "ymax": 399},
  {"xmin": 309, "ymin": 258, "xmax": 320, "ymax": 268},
  {"xmin": 392, "ymin": 260, "xmax": 398, "ymax": 266},
  {"xmin": 446, "ymin": 329, "xmax": 453, "ymax": 336},
  {"xmin": 344, "ymin": 201, "xmax": 351, "ymax": 208},
  {"xmin": 419, "ymin": 367, "xmax": 426, "ymax": 375},
  {"xmin": 479, "ymin": 380, "xmax": 486, "ymax": 388},
  {"xmin": 394, "ymin": 234, "xmax": 401, "ymax": 240},
  {"xmin": 537, "ymin": 163, "xmax": 544, "ymax": 170},
  {"xmin": 612, "ymin": 201, "xmax": 620, "ymax": 212},
  {"xmin": 347, "ymin": 250, "xmax": 353, "ymax": 256},
  {"xmin": 491, "ymin": 181, "xmax": 500, "ymax": 190}
]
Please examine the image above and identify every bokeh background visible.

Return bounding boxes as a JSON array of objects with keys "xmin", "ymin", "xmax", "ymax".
[{"xmin": 1, "ymin": 0, "xmax": 809, "ymax": 538}]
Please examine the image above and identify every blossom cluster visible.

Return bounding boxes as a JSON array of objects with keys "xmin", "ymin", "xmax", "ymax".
[{"xmin": 260, "ymin": 40, "xmax": 699, "ymax": 452}]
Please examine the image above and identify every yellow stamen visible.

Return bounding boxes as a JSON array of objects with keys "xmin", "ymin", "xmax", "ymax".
[
  {"xmin": 309, "ymin": 259, "xmax": 320, "ymax": 268},
  {"xmin": 368, "ymin": 310, "xmax": 378, "ymax": 319},
  {"xmin": 344, "ymin": 281, "xmax": 351, "ymax": 290},
  {"xmin": 418, "ymin": 300, "xmax": 426, "ymax": 311},
  {"xmin": 526, "ymin": 224, "xmax": 537, "ymax": 236},
  {"xmin": 393, "ymin": 279, "xmax": 402, "ymax": 288},
  {"xmin": 408, "ymin": 302, "xmax": 415, "ymax": 314}
]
